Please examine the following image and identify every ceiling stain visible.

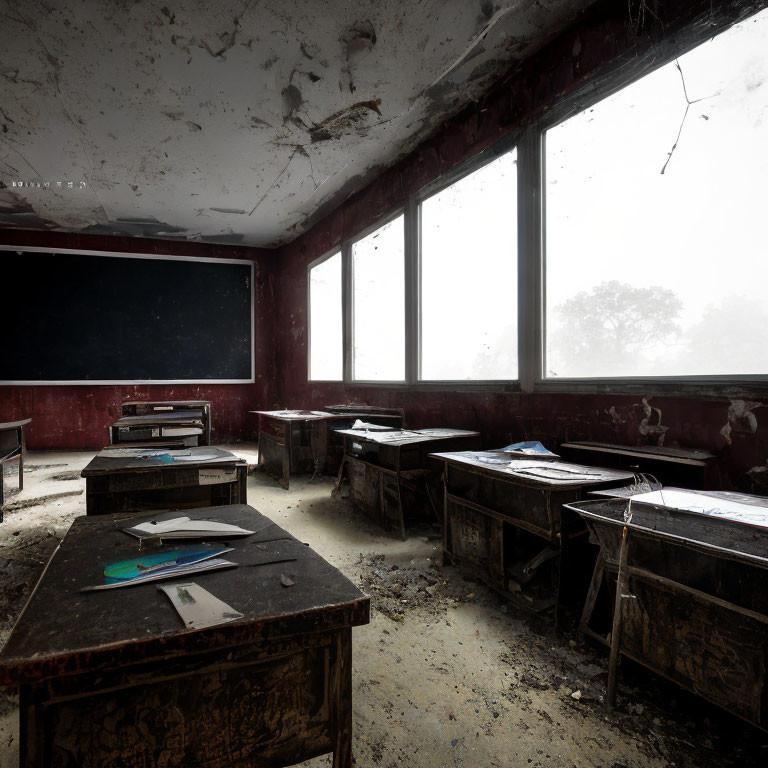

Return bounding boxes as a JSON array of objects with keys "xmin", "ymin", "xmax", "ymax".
[
  {"xmin": 309, "ymin": 99, "xmax": 382, "ymax": 143},
  {"xmin": 0, "ymin": 0, "xmax": 596, "ymax": 247}
]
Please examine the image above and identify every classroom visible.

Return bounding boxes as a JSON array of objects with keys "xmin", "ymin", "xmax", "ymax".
[{"xmin": 1, "ymin": 1, "xmax": 767, "ymax": 766}]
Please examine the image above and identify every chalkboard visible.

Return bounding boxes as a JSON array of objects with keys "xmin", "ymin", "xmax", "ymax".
[{"xmin": 1, "ymin": 250, "xmax": 253, "ymax": 382}]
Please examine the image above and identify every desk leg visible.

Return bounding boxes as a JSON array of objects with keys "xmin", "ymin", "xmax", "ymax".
[
  {"xmin": 395, "ymin": 472, "xmax": 406, "ymax": 541},
  {"xmin": 335, "ymin": 454, "xmax": 347, "ymax": 492},
  {"xmin": 19, "ymin": 426, "xmax": 25, "ymax": 492},
  {"xmin": 282, "ymin": 428, "xmax": 292, "ymax": 490},
  {"xmin": 579, "ymin": 552, "xmax": 605, "ymax": 635},
  {"xmin": 332, "ymin": 628, "xmax": 353, "ymax": 768}
]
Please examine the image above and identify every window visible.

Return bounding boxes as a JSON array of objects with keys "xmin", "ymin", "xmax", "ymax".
[
  {"xmin": 352, "ymin": 215, "xmax": 405, "ymax": 381},
  {"xmin": 305, "ymin": 9, "xmax": 768, "ymax": 393},
  {"xmin": 545, "ymin": 11, "xmax": 768, "ymax": 378},
  {"xmin": 420, "ymin": 150, "xmax": 518, "ymax": 380},
  {"xmin": 308, "ymin": 251, "xmax": 342, "ymax": 380}
]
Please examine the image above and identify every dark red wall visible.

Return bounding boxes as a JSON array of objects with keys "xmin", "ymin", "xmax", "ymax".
[
  {"xmin": 273, "ymin": 0, "xmax": 768, "ymax": 490},
  {"xmin": 0, "ymin": 230, "xmax": 277, "ymax": 448}
]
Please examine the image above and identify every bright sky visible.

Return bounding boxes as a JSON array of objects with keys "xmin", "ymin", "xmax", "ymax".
[{"xmin": 546, "ymin": 9, "xmax": 768, "ymax": 376}]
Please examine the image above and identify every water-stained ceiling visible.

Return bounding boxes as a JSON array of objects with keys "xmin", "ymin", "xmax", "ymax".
[{"xmin": 0, "ymin": 0, "xmax": 594, "ymax": 247}]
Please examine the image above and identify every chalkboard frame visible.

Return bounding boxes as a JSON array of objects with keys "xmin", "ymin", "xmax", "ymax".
[{"xmin": 0, "ymin": 245, "xmax": 255, "ymax": 385}]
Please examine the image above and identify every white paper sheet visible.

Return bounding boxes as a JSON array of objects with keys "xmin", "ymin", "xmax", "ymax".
[
  {"xmin": 158, "ymin": 582, "xmax": 244, "ymax": 629},
  {"xmin": 630, "ymin": 488, "xmax": 768, "ymax": 529}
]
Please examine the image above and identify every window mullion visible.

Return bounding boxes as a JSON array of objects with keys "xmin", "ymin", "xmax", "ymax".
[
  {"xmin": 517, "ymin": 127, "xmax": 543, "ymax": 393},
  {"xmin": 342, "ymin": 242, "xmax": 353, "ymax": 383},
  {"xmin": 404, "ymin": 195, "xmax": 419, "ymax": 384}
]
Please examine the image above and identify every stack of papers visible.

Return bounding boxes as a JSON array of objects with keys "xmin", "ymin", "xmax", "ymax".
[
  {"xmin": 123, "ymin": 516, "xmax": 255, "ymax": 540},
  {"xmin": 97, "ymin": 448, "xmax": 221, "ymax": 463},
  {"xmin": 502, "ymin": 441, "xmax": 559, "ymax": 458},
  {"xmin": 350, "ymin": 419, "xmax": 397, "ymax": 431},
  {"xmin": 82, "ymin": 544, "xmax": 236, "ymax": 591}
]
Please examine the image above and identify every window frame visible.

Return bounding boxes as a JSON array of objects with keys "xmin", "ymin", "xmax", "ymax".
[
  {"xmin": 532, "ymin": 18, "xmax": 768, "ymax": 398},
  {"xmin": 306, "ymin": 247, "xmax": 343, "ymax": 383},
  {"xmin": 414, "ymin": 137, "xmax": 523, "ymax": 385},
  {"xmin": 347, "ymin": 208, "xmax": 408, "ymax": 384},
  {"xmin": 305, "ymin": 7, "xmax": 768, "ymax": 398}
]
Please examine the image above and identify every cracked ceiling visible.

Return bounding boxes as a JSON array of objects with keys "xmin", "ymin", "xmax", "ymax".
[{"xmin": 0, "ymin": 0, "xmax": 595, "ymax": 248}]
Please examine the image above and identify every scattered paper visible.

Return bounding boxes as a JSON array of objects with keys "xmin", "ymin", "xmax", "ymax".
[
  {"xmin": 123, "ymin": 516, "xmax": 255, "ymax": 540},
  {"xmin": 630, "ymin": 488, "xmax": 768, "ymax": 530},
  {"xmin": 350, "ymin": 419, "xmax": 396, "ymax": 431},
  {"xmin": 158, "ymin": 582, "xmax": 244, "ymax": 629},
  {"xmin": 97, "ymin": 448, "xmax": 193, "ymax": 459},
  {"xmin": 82, "ymin": 544, "xmax": 236, "ymax": 591},
  {"xmin": 502, "ymin": 441, "xmax": 559, "ymax": 457},
  {"xmin": 506, "ymin": 461, "xmax": 605, "ymax": 483}
]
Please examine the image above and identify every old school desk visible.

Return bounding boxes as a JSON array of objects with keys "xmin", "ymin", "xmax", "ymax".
[
  {"xmin": 0, "ymin": 419, "xmax": 31, "ymax": 518},
  {"xmin": 110, "ymin": 400, "xmax": 212, "ymax": 447},
  {"xmin": 567, "ymin": 493, "xmax": 768, "ymax": 728},
  {"xmin": 253, "ymin": 410, "xmax": 333, "ymax": 489},
  {"xmin": 560, "ymin": 441, "xmax": 718, "ymax": 488},
  {"xmin": 337, "ymin": 428, "xmax": 481, "ymax": 539},
  {"xmin": 81, "ymin": 446, "xmax": 247, "ymax": 515},
  {"xmin": 253, "ymin": 408, "xmax": 404, "ymax": 489},
  {"xmin": 431, "ymin": 451, "xmax": 634, "ymax": 616},
  {"xmin": 0, "ymin": 504, "xmax": 370, "ymax": 767}
]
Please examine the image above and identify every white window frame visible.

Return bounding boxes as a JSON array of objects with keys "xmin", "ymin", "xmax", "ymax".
[{"xmin": 307, "ymin": 247, "xmax": 343, "ymax": 382}]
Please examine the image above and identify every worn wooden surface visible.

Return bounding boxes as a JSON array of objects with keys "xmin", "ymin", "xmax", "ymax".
[
  {"xmin": 82, "ymin": 447, "xmax": 247, "ymax": 515},
  {"xmin": 568, "ymin": 497, "xmax": 768, "ymax": 729},
  {"xmin": 0, "ymin": 504, "xmax": 369, "ymax": 767},
  {"xmin": 434, "ymin": 452, "xmax": 635, "ymax": 618},
  {"xmin": 560, "ymin": 441, "xmax": 719, "ymax": 488}
]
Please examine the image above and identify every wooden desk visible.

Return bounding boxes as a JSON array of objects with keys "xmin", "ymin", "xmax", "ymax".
[
  {"xmin": 253, "ymin": 410, "xmax": 333, "ymax": 489},
  {"xmin": 110, "ymin": 400, "xmax": 212, "ymax": 447},
  {"xmin": 566, "ymin": 495, "xmax": 768, "ymax": 728},
  {"xmin": 81, "ymin": 447, "xmax": 247, "ymax": 515},
  {"xmin": 431, "ymin": 451, "xmax": 634, "ymax": 617},
  {"xmin": 560, "ymin": 441, "xmax": 718, "ymax": 488},
  {"xmin": 0, "ymin": 418, "xmax": 31, "ymax": 519},
  {"xmin": 253, "ymin": 410, "xmax": 406, "ymax": 489},
  {"xmin": 336, "ymin": 428, "xmax": 482, "ymax": 539},
  {"xmin": 320, "ymin": 407, "xmax": 404, "ymax": 475},
  {"xmin": 0, "ymin": 504, "xmax": 370, "ymax": 767}
]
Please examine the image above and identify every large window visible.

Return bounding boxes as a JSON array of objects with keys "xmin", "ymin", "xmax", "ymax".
[
  {"xmin": 308, "ymin": 251, "xmax": 342, "ymax": 381},
  {"xmin": 420, "ymin": 151, "xmax": 518, "ymax": 380},
  {"xmin": 352, "ymin": 215, "xmax": 405, "ymax": 381},
  {"xmin": 545, "ymin": 11, "xmax": 768, "ymax": 378},
  {"xmin": 305, "ymin": 7, "xmax": 768, "ymax": 392}
]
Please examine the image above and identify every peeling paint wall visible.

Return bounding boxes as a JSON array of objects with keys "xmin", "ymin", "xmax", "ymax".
[
  {"xmin": 0, "ymin": 230, "xmax": 278, "ymax": 448},
  {"xmin": 272, "ymin": 0, "xmax": 768, "ymax": 491}
]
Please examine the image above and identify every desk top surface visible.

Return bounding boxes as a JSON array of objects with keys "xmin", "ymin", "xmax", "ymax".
[
  {"xmin": 112, "ymin": 411, "xmax": 205, "ymax": 426},
  {"xmin": 0, "ymin": 505, "xmax": 369, "ymax": 686},
  {"xmin": 431, "ymin": 450, "xmax": 635, "ymax": 488},
  {"xmin": 252, "ymin": 409, "xmax": 334, "ymax": 421},
  {"xmin": 122, "ymin": 400, "xmax": 211, "ymax": 407},
  {"xmin": 337, "ymin": 427, "xmax": 480, "ymax": 447},
  {"xmin": 81, "ymin": 446, "xmax": 243, "ymax": 476},
  {"xmin": 0, "ymin": 419, "xmax": 31, "ymax": 431},
  {"xmin": 560, "ymin": 441, "xmax": 716, "ymax": 466}
]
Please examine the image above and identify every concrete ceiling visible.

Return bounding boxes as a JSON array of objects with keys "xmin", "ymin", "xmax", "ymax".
[{"xmin": 0, "ymin": 0, "xmax": 594, "ymax": 248}]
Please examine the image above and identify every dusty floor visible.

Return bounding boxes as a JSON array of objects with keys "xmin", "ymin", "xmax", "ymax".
[{"xmin": 0, "ymin": 447, "xmax": 766, "ymax": 768}]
